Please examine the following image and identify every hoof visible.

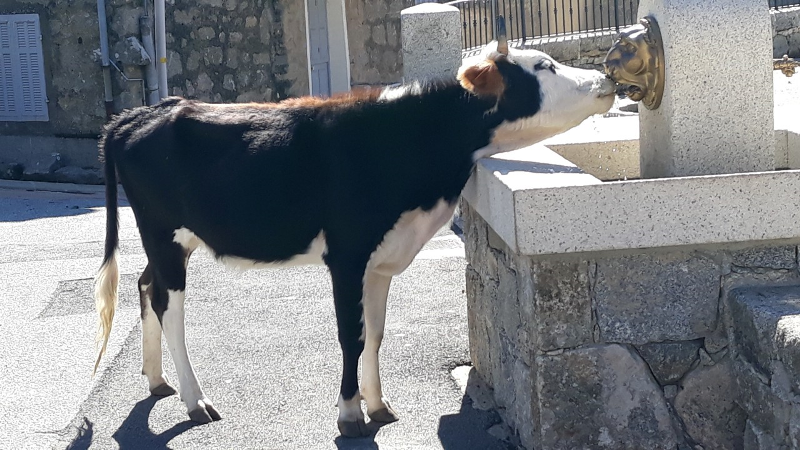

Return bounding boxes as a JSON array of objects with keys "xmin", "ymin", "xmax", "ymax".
[
  {"xmin": 188, "ymin": 400, "xmax": 222, "ymax": 424},
  {"xmin": 368, "ymin": 404, "xmax": 400, "ymax": 424},
  {"xmin": 150, "ymin": 382, "xmax": 177, "ymax": 397},
  {"xmin": 338, "ymin": 418, "xmax": 369, "ymax": 437}
]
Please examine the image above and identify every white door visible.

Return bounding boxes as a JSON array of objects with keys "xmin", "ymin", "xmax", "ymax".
[{"xmin": 307, "ymin": 0, "xmax": 331, "ymax": 97}]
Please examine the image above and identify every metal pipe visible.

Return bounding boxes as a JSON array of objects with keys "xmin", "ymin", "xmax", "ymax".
[
  {"xmin": 96, "ymin": 0, "xmax": 114, "ymax": 119},
  {"xmin": 140, "ymin": 15, "xmax": 160, "ymax": 105},
  {"xmin": 154, "ymin": 0, "xmax": 168, "ymax": 98}
]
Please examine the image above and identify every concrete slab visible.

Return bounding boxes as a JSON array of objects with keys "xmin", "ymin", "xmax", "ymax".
[{"xmin": 464, "ymin": 143, "xmax": 800, "ymax": 256}]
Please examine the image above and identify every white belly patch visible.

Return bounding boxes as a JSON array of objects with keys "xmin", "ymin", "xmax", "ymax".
[
  {"xmin": 171, "ymin": 199, "xmax": 455, "ymax": 275},
  {"xmin": 367, "ymin": 199, "xmax": 458, "ymax": 276},
  {"xmin": 172, "ymin": 228, "xmax": 327, "ymax": 270}
]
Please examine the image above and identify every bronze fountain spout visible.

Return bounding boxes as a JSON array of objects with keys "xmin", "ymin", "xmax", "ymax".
[{"xmin": 603, "ymin": 16, "xmax": 665, "ymax": 110}]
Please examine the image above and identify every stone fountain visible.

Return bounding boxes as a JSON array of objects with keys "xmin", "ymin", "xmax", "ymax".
[{"xmin": 453, "ymin": 0, "xmax": 800, "ymax": 448}]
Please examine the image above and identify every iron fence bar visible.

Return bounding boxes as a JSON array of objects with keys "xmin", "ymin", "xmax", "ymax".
[
  {"xmin": 478, "ymin": 0, "xmax": 483, "ymax": 46},
  {"xmin": 520, "ymin": 0, "xmax": 527, "ymax": 42},
  {"xmin": 570, "ymin": 0, "xmax": 575, "ymax": 36},
  {"xmin": 466, "ymin": 2, "xmax": 475, "ymax": 48},
  {"xmin": 613, "ymin": 0, "xmax": 619, "ymax": 30},
  {"xmin": 553, "ymin": 0, "xmax": 558, "ymax": 34}
]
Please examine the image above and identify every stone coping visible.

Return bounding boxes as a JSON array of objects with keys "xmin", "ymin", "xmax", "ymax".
[{"xmin": 463, "ymin": 143, "xmax": 800, "ymax": 257}]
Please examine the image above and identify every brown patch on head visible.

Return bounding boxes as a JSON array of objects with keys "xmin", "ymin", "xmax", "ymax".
[{"xmin": 458, "ymin": 59, "xmax": 506, "ymax": 98}]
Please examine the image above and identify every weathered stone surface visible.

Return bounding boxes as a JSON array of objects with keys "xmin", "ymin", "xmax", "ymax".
[
  {"xmin": 594, "ymin": 251, "xmax": 721, "ymax": 343},
  {"xmin": 791, "ymin": 404, "xmax": 800, "ymax": 448},
  {"xmin": 743, "ymin": 420, "xmax": 778, "ymax": 450},
  {"xmin": 197, "ymin": 26, "xmax": 216, "ymax": 40},
  {"xmin": 167, "ymin": 50, "xmax": 183, "ymax": 79},
  {"xmin": 636, "ymin": 340, "xmax": 702, "ymax": 385},
  {"xmin": 203, "ymin": 46, "xmax": 224, "ymax": 66},
  {"xmin": 536, "ymin": 344, "xmax": 678, "ymax": 449},
  {"xmin": 531, "ymin": 260, "xmax": 592, "ymax": 351},
  {"xmin": 704, "ymin": 327, "xmax": 729, "ymax": 354},
  {"xmin": 728, "ymin": 286, "xmax": 800, "ymax": 388},
  {"xmin": 733, "ymin": 359, "xmax": 783, "ymax": 434},
  {"xmin": 222, "ymin": 74, "xmax": 236, "ymax": 91},
  {"xmin": 401, "ymin": 3, "xmax": 461, "ymax": 82},
  {"xmin": 112, "ymin": 37, "xmax": 151, "ymax": 66},
  {"xmin": 729, "ymin": 246, "xmax": 797, "ymax": 270},
  {"xmin": 674, "ymin": 358, "xmax": 746, "ymax": 449}
]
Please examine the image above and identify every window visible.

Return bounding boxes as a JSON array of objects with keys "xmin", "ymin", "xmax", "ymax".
[{"xmin": 0, "ymin": 14, "xmax": 48, "ymax": 122}]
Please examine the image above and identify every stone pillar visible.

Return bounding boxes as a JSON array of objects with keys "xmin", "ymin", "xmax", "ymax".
[
  {"xmin": 401, "ymin": 3, "xmax": 462, "ymax": 82},
  {"xmin": 638, "ymin": 0, "xmax": 775, "ymax": 178}
]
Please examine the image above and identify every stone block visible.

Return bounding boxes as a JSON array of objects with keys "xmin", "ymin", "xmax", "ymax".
[
  {"xmin": 775, "ymin": 34, "xmax": 790, "ymax": 59},
  {"xmin": 167, "ymin": 50, "xmax": 182, "ymax": 79},
  {"xmin": 466, "ymin": 265, "xmax": 493, "ymax": 380},
  {"xmin": 743, "ymin": 420, "xmax": 778, "ymax": 450},
  {"xmin": 776, "ymin": 129, "xmax": 789, "ymax": 169},
  {"xmin": 636, "ymin": 340, "xmax": 702, "ymax": 385},
  {"xmin": 638, "ymin": 0, "xmax": 774, "ymax": 177},
  {"xmin": 535, "ymin": 344, "xmax": 678, "ymax": 448},
  {"xmin": 789, "ymin": 32, "xmax": 800, "ymax": 58},
  {"xmin": 197, "ymin": 26, "xmax": 216, "ymax": 40},
  {"xmin": 594, "ymin": 251, "xmax": 720, "ymax": 343},
  {"xmin": 790, "ymin": 131, "xmax": 800, "ymax": 169},
  {"xmin": 733, "ymin": 359, "xmax": 787, "ymax": 435},
  {"xmin": 204, "ymin": 46, "xmax": 224, "ymax": 66},
  {"xmin": 728, "ymin": 246, "xmax": 797, "ymax": 270},
  {"xmin": 531, "ymin": 260, "xmax": 592, "ymax": 351},
  {"xmin": 187, "ymin": 50, "xmax": 202, "ymax": 71},
  {"xmin": 728, "ymin": 286, "xmax": 800, "ymax": 390},
  {"xmin": 674, "ymin": 358, "xmax": 746, "ymax": 449},
  {"xmin": 401, "ymin": 3, "xmax": 461, "ymax": 82},
  {"xmin": 791, "ymin": 404, "xmax": 800, "ymax": 448}
]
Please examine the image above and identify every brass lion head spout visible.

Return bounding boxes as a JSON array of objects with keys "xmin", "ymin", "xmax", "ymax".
[{"xmin": 603, "ymin": 16, "xmax": 665, "ymax": 110}]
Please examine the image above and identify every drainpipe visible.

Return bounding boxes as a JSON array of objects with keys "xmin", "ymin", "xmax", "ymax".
[
  {"xmin": 96, "ymin": 0, "xmax": 114, "ymax": 119},
  {"xmin": 140, "ymin": 15, "xmax": 160, "ymax": 105},
  {"xmin": 154, "ymin": 0, "xmax": 168, "ymax": 98}
]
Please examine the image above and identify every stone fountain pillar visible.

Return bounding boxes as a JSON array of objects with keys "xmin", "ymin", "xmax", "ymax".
[{"xmin": 637, "ymin": 0, "xmax": 775, "ymax": 177}]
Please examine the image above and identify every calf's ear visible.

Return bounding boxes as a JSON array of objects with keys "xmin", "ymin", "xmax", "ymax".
[{"xmin": 458, "ymin": 59, "xmax": 506, "ymax": 98}]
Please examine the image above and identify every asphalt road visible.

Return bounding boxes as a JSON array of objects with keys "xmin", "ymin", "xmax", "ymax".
[{"xmin": 0, "ymin": 183, "xmax": 511, "ymax": 450}]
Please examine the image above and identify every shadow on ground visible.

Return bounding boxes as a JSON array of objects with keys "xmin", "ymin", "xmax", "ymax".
[
  {"xmin": 438, "ymin": 368, "xmax": 516, "ymax": 450},
  {"xmin": 63, "ymin": 396, "xmax": 199, "ymax": 450},
  {"xmin": 110, "ymin": 396, "xmax": 199, "ymax": 450},
  {"xmin": 0, "ymin": 189, "xmax": 127, "ymax": 222}
]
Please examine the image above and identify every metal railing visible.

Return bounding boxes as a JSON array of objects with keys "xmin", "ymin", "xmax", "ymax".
[{"xmin": 447, "ymin": 0, "xmax": 800, "ymax": 50}]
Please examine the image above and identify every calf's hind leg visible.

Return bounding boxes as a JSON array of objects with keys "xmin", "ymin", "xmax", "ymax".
[
  {"xmin": 138, "ymin": 264, "xmax": 177, "ymax": 396},
  {"xmin": 144, "ymin": 233, "xmax": 220, "ymax": 424},
  {"xmin": 361, "ymin": 270, "xmax": 399, "ymax": 424}
]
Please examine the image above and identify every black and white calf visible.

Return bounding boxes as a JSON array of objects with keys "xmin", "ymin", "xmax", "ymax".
[{"xmin": 93, "ymin": 42, "xmax": 616, "ymax": 437}]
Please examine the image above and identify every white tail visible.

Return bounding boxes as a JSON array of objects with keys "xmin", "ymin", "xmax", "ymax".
[{"xmin": 93, "ymin": 249, "xmax": 119, "ymax": 374}]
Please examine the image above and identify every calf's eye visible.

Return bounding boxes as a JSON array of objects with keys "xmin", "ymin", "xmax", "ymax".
[{"xmin": 534, "ymin": 60, "xmax": 556, "ymax": 74}]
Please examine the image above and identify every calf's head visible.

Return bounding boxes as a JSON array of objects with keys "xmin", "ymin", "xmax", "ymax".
[{"xmin": 458, "ymin": 42, "xmax": 616, "ymax": 145}]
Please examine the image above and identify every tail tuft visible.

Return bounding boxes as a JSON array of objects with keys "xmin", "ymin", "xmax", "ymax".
[{"xmin": 93, "ymin": 249, "xmax": 119, "ymax": 375}]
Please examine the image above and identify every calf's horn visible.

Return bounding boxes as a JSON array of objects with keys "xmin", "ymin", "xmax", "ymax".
[{"xmin": 496, "ymin": 15, "xmax": 508, "ymax": 55}]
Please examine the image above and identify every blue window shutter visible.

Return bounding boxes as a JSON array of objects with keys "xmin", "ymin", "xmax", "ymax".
[{"xmin": 0, "ymin": 14, "xmax": 48, "ymax": 122}]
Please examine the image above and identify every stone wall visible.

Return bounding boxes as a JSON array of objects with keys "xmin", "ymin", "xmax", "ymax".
[
  {"xmin": 160, "ymin": 0, "xmax": 302, "ymax": 103},
  {"xmin": 462, "ymin": 200, "xmax": 800, "ymax": 449},
  {"xmin": 346, "ymin": 0, "xmax": 413, "ymax": 87},
  {"xmin": 773, "ymin": 6, "xmax": 800, "ymax": 58},
  {"xmin": 0, "ymin": 0, "xmax": 107, "ymax": 137}
]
